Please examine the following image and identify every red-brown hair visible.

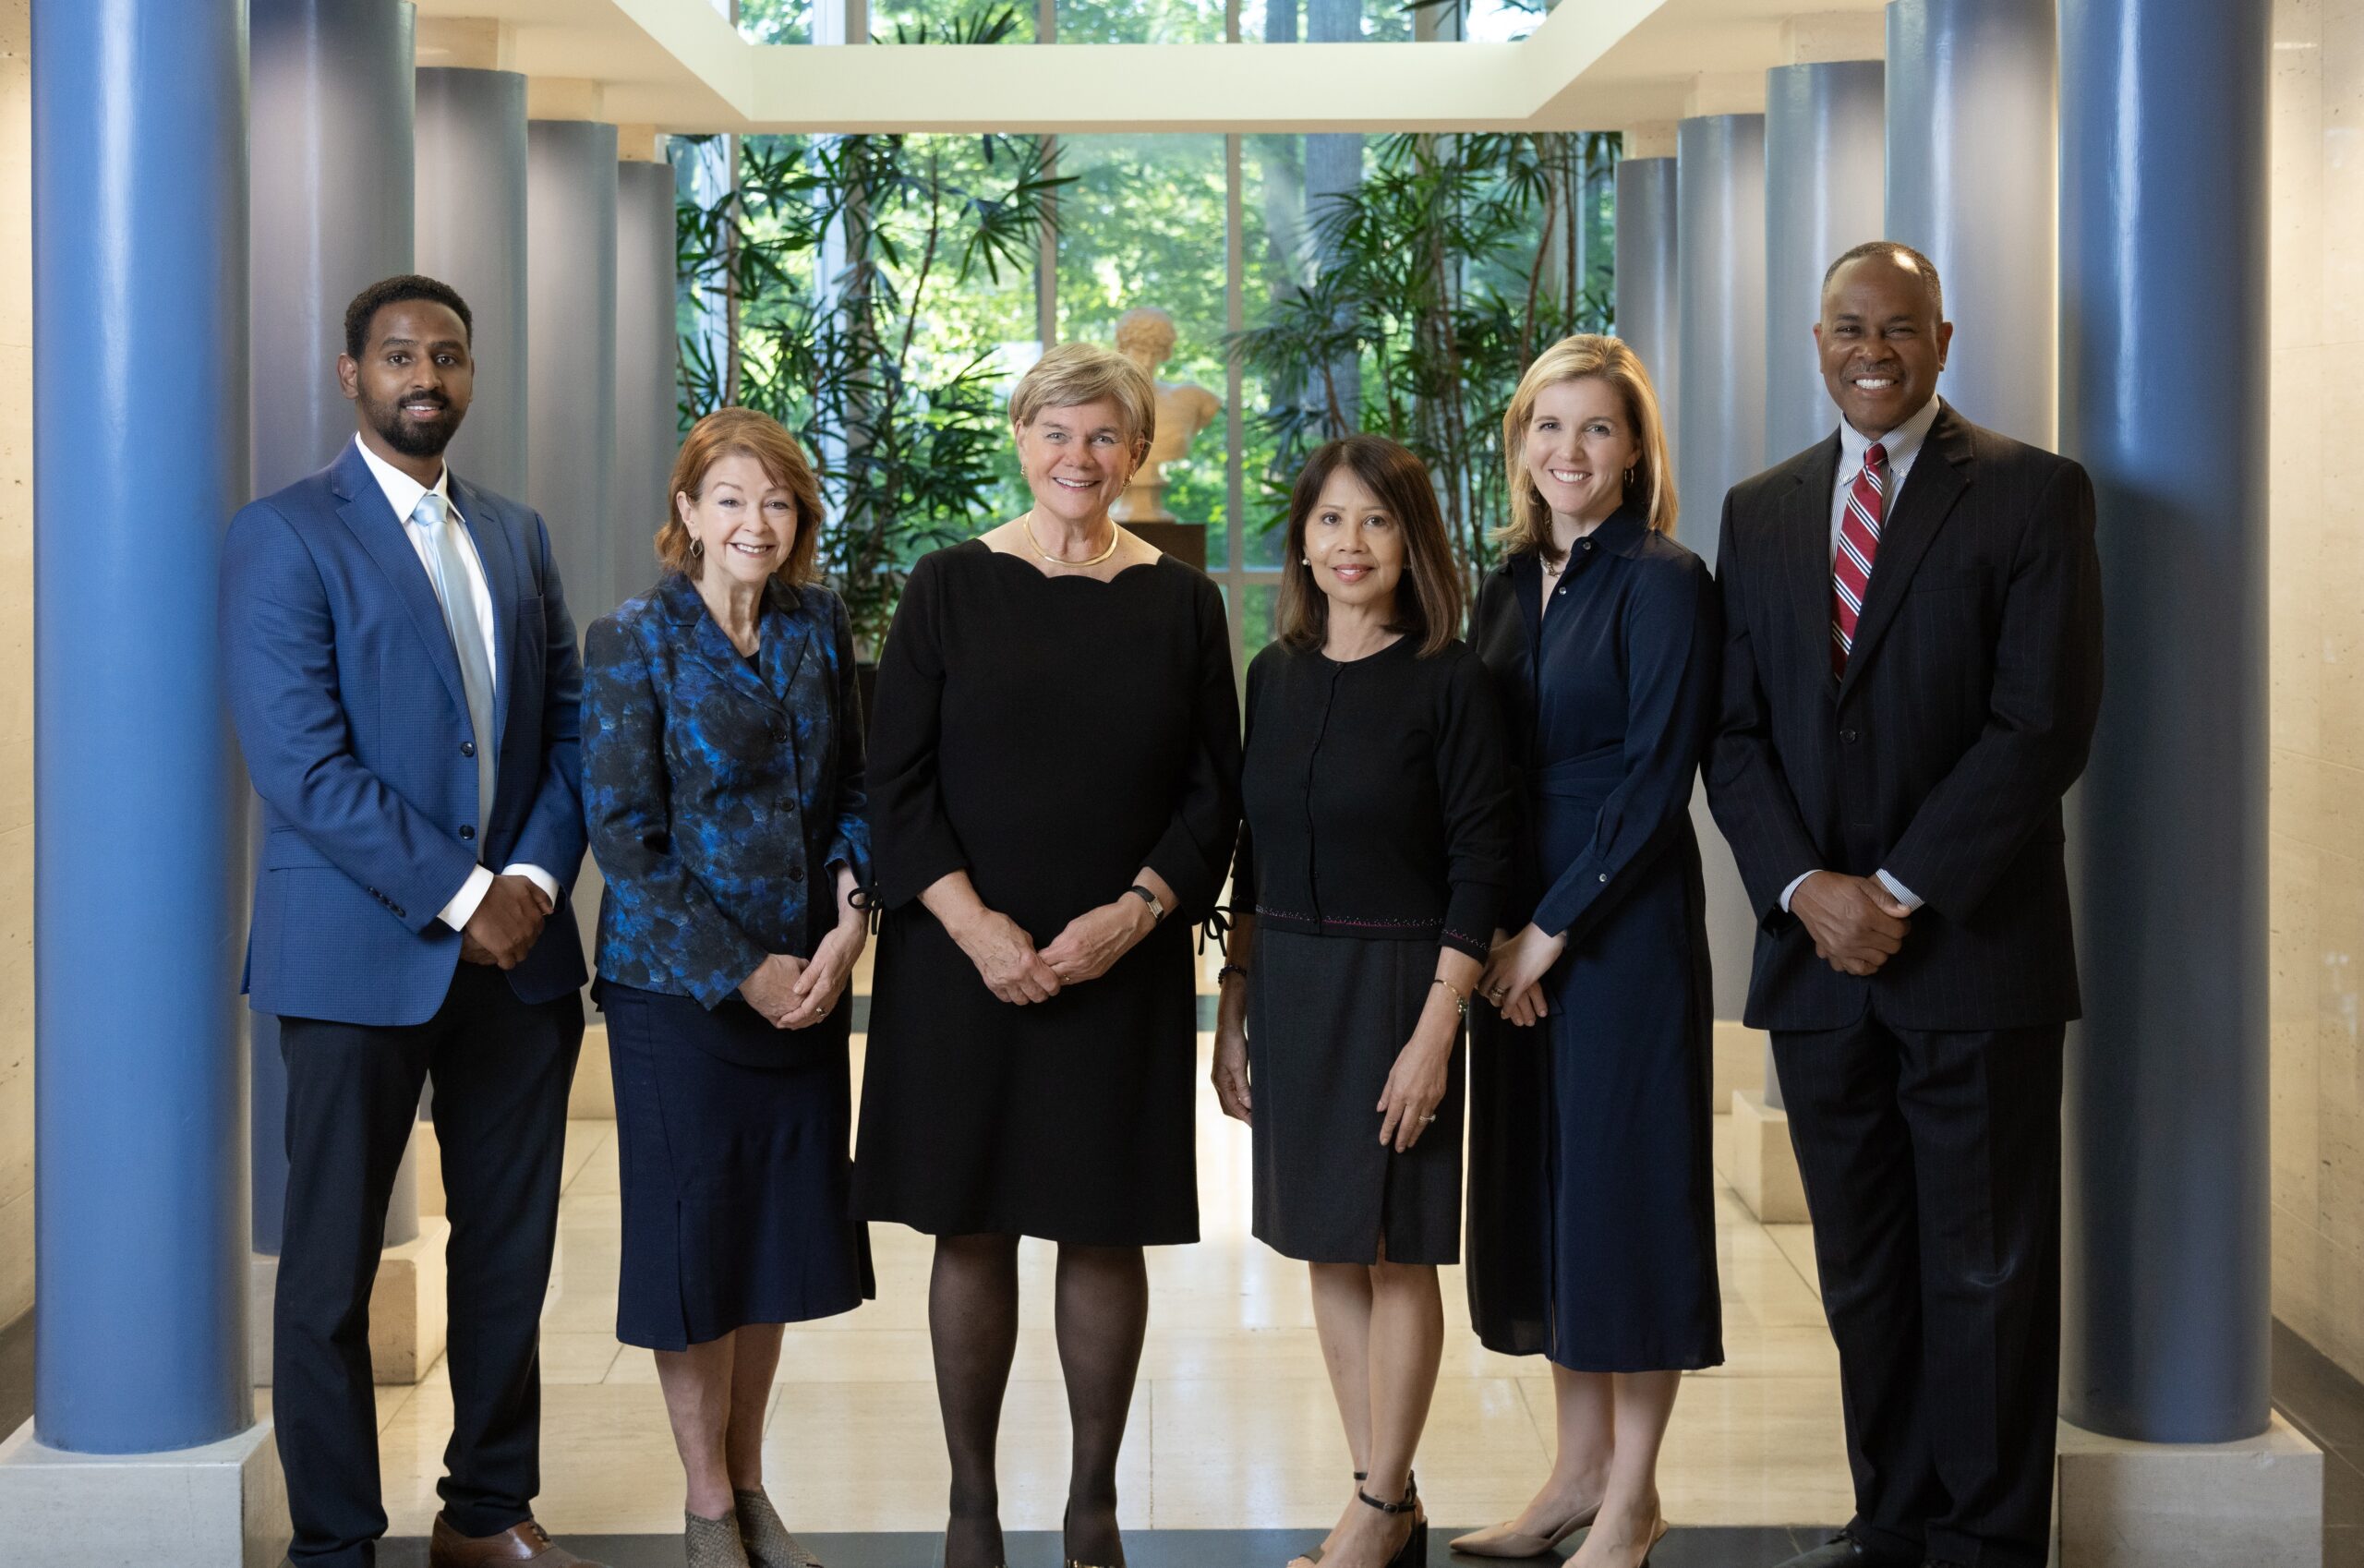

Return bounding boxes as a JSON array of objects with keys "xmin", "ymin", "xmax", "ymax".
[{"xmin": 657, "ymin": 407, "xmax": 825, "ymax": 585}]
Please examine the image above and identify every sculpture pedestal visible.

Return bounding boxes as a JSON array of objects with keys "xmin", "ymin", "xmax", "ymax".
[
  {"xmin": 1128, "ymin": 521, "xmax": 1206, "ymax": 572},
  {"xmin": 0, "ymin": 1417, "xmax": 289, "ymax": 1568},
  {"xmin": 248, "ymin": 1217, "xmax": 450, "ymax": 1387},
  {"xmin": 569, "ymin": 1018, "xmax": 614, "ymax": 1120},
  {"xmin": 1727, "ymin": 1089, "xmax": 1811, "ymax": 1224},
  {"xmin": 1712, "ymin": 1019, "xmax": 1766, "ymax": 1113}
]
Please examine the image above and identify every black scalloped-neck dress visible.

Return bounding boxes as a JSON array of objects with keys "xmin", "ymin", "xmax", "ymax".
[{"xmin": 852, "ymin": 541, "xmax": 1241, "ymax": 1246}]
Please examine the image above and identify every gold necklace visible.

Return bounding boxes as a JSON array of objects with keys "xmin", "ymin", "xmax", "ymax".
[{"xmin": 1021, "ymin": 511, "xmax": 1122, "ymax": 570}]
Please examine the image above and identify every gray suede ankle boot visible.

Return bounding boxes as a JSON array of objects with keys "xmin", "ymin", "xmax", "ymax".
[
  {"xmin": 734, "ymin": 1488, "xmax": 824, "ymax": 1568},
  {"xmin": 685, "ymin": 1509, "xmax": 753, "ymax": 1568}
]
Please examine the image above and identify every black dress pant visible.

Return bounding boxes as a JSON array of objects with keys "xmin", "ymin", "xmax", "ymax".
[
  {"xmin": 1771, "ymin": 1013, "xmax": 2063, "ymax": 1568},
  {"xmin": 274, "ymin": 965, "xmax": 584, "ymax": 1568}
]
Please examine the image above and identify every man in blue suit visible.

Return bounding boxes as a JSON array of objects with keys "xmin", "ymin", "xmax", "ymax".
[{"xmin": 223, "ymin": 274, "xmax": 603, "ymax": 1568}]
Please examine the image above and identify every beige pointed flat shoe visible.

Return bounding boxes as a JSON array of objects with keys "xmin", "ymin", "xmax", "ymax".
[{"xmin": 1446, "ymin": 1502, "xmax": 1600, "ymax": 1559}]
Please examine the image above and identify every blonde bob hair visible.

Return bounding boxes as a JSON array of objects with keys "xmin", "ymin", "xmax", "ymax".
[
  {"xmin": 1495, "ymin": 334, "xmax": 1677, "ymax": 556},
  {"xmin": 657, "ymin": 407, "xmax": 825, "ymax": 585},
  {"xmin": 1008, "ymin": 341, "xmax": 1157, "ymax": 462}
]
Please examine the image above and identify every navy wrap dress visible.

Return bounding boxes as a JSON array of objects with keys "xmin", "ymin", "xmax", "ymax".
[{"xmin": 1463, "ymin": 507, "xmax": 1726, "ymax": 1372}]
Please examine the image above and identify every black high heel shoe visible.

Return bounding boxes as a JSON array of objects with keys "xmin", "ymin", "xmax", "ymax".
[
  {"xmin": 1355, "ymin": 1475, "xmax": 1426, "ymax": 1568},
  {"xmin": 1062, "ymin": 1501, "xmax": 1122, "ymax": 1568}
]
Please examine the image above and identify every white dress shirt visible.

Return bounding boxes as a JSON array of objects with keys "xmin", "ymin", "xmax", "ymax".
[
  {"xmin": 352, "ymin": 437, "xmax": 559, "ymax": 930},
  {"xmin": 1776, "ymin": 395, "xmax": 1944, "ymax": 920}
]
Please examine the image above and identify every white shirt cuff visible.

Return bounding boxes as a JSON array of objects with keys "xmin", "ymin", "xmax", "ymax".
[
  {"xmin": 504, "ymin": 863, "xmax": 561, "ymax": 910},
  {"xmin": 438, "ymin": 864, "xmax": 496, "ymax": 931},
  {"xmin": 1779, "ymin": 871, "xmax": 1813, "ymax": 913},
  {"xmin": 1874, "ymin": 869, "xmax": 1924, "ymax": 912}
]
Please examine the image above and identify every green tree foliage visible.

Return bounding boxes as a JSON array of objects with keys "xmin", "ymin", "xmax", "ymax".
[
  {"xmin": 1228, "ymin": 129, "xmax": 1618, "ymax": 579},
  {"xmin": 675, "ymin": 10, "xmax": 1064, "ymax": 653}
]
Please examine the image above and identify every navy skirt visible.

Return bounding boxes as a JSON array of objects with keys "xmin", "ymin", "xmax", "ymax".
[{"xmin": 602, "ymin": 980, "xmax": 874, "ymax": 1350}]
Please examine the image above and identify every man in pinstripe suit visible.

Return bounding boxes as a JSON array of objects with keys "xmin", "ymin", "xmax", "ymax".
[{"xmin": 1707, "ymin": 243, "xmax": 2104, "ymax": 1568}]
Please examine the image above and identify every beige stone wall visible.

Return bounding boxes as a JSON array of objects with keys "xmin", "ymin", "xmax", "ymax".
[
  {"xmin": 2271, "ymin": 0, "xmax": 2364, "ymax": 1374},
  {"xmin": 0, "ymin": 0, "xmax": 31, "ymax": 1331}
]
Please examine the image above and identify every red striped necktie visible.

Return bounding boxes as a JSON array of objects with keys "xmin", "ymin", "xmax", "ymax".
[{"xmin": 1830, "ymin": 440, "xmax": 1888, "ymax": 677}]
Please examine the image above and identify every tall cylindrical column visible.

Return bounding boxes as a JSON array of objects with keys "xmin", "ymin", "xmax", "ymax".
[
  {"xmin": 529, "ymin": 120, "xmax": 619, "ymax": 963},
  {"xmin": 614, "ymin": 158, "xmax": 678, "ymax": 616},
  {"xmin": 1764, "ymin": 60, "xmax": 1885, "ymax": 459},
  {"xmin": 1884, "ymin": 0, "xmax": 2057, "ymax": 447},
  {"xmin": 526, "ymin": 119, "xmax": 619, "ymax": 630},
  {"xmin": 1612, "ymin": 156, "xmax": 1678, "ymax": 440},
  {"xmin": 2060, "ymin": 0, "xmax": 2272, "ymax": 1444},
  {"xmin": 248, "ymin": 0, "xmax": 420, "ymax": 1258},
  {"xmin": 30, "ymin": 0, "xmax": 252, "ymax": 1452},
  {"xmin": 416, "ymin": 67, "xmax": 529, "ymax": 499},
  {"xmin": 1676, "ymin": 113, "xmax": 1767, "ymax": 1023}
]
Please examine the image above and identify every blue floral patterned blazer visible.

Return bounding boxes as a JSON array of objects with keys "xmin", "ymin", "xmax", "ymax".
[{"xmin": 583, "ymin": 571, "xmax": 871, "ymax": 1007}]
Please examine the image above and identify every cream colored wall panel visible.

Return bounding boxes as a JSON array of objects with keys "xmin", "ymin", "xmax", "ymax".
[{"xmin": 2270, "ymin": 835, "xmax": 2323, "ymax": 1217}]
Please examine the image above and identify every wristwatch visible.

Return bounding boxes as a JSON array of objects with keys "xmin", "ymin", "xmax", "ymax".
[{"xmin": 1126, "ymin": 884, "xmax": 1167, "ymax": 923}]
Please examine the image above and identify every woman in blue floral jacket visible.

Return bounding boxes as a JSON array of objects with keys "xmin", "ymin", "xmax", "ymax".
[{"xmin": 582, "ymin": 408, "xmax": 869, "ymax": 1568}]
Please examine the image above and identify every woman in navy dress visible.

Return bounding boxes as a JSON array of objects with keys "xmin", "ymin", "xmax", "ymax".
[
  {"xmin": 1452, "ymin": 337, "xmax": 1722, "ymax": 1568},
  {"xmin": 584, "ymin": 408, "xmax": 871, "ymax": 1568}
]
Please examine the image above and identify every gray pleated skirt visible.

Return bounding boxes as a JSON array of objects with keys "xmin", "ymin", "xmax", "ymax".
[{"xmin": 1246, "ymin": 929, "xmax": 1466, "ymax": 1265}]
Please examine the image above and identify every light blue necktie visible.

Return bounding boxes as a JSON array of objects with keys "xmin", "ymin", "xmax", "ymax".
[{"xmin": 414, "ymin": 491, "xmax": 497, "ymax": 847}]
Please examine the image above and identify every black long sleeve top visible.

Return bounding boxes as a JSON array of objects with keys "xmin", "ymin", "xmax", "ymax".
[{"xmin": 1231, "ymin": 635, "xmax": 1512, "ymax": 962}]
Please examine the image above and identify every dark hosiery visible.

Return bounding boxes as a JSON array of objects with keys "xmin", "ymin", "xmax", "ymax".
[
  {"xmin": 931, "ymin": 1233, "xmax": 1022, "ymax": 1568},
  {"xmin": 1055, "ymin": 1242, "xmax": 1150, "ymax": 1568}
]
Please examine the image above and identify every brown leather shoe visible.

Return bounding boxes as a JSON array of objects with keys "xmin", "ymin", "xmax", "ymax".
[{"xmin": 428, "ymin": 1514, "xmax": 610, "ymax": 1568}]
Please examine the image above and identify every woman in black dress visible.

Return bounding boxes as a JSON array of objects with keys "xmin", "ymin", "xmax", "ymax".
[
  {"xmin": 1210, "ymin": 436, "xmax": 1511, "ymax": 1568},
  {"xmin": 1452, "ymin": 336, "xmax": 1721, "ymax": 1568},
  {"xmin": 855, "ymin": 343, "xmax": 1241, "ymax": 1568},
  {"xmin": 584, "ymin": 409, "xmax": 871, "ymax": 1568}
]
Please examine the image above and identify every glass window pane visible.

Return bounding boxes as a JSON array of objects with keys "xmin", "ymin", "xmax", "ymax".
[
  {"xmin": 1241, "ymin": 580, "xmax": 1285, "ymax": 665},
  {"xmin": 871, "ymin": 0, "xmax": 1039, "ymax": 42},
  {"xmin": 738, "ymin": 0, "xmax": 814, "ymax": 43},
  {"xmin": 1246, "ymin": 0, "xmax": 1410, "ymax": 43},
  {"xmin": 1054, "ymin": 133, "xmax": 1231, "ymax": 557},
  {"xmin": 1055, "ymin": 0, "xmax": 1228, "ymax": 43}
]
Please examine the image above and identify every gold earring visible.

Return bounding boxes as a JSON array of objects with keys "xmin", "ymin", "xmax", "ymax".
[{"xmin": 690, "ymin": 538, "xmax": 704, "ymax": 557}]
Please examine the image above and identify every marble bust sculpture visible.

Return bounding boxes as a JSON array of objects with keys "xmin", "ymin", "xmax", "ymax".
[{"xmin": 1111, "ymin": 307, "xmax": 1222, "ymax": 524}]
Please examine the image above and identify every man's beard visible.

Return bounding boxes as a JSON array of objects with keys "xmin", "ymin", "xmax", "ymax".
[{"xmin": 365, "ymin": 390, "xmax": 461, "ymax": 458}]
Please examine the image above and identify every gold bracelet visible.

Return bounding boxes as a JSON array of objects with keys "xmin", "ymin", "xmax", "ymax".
[{"xmin": 1429, "ymin": 977, "xmax": 1469, "ymax": 1019}]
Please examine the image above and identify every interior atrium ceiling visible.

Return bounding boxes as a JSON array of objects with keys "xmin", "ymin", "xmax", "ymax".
[{"xmin": 412, "ymin": 0, "xmax": 1890, "ymax": 133}]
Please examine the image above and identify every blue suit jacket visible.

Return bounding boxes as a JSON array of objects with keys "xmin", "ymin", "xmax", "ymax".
[
  {"xmin": 582, "ymin": 572, "xmax": 871, "ymax": 1009},
  {"xmin": 223, "ymin": 441, "xmax": 590, "ymax": 1026}
]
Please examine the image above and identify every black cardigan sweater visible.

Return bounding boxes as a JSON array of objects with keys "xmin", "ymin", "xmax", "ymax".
[{"xmin": 1231, "ymin": 635, "xmax": 1512, "ymax": 961}]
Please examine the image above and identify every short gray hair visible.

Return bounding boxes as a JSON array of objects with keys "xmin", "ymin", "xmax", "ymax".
[{"xmin": 1008, "ymin": 342, "xmax": 1157, "ymax": 455}]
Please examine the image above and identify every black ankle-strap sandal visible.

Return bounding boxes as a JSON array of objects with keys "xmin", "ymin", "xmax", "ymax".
[{"xmin": 1354, "ymin": 1475, "xmax": 1428, "ymax": 1568}]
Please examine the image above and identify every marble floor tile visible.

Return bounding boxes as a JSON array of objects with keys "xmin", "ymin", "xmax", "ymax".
[{"xmin": 368, "ymin": 1017, "xmax": 1858, "ymax": 1538}]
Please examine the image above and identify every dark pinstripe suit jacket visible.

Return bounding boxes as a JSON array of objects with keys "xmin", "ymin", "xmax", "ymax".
[{"xmin": 1706, "ymin": 402, "xmax": 2105, "ymax": 1033}]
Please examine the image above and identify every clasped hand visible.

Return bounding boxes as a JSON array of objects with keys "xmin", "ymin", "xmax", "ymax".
[
  {"xmin": 738, "ymin": 911, "xmax": 868, "ymax": 1030},
  {"xmin": 1478, "ymin": 924, "xmax": 1567, "ymax": 1028},
  {"xmin": 460, "ymin": 874, "xmax": 550, "ymax": 969},
  {"xmin": 1791, "ymin": 871, "xmax": 1912, "ymax": 976}
]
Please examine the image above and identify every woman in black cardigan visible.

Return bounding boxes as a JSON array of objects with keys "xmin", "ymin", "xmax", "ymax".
[{"xmin": 1212, "ymin": 435, "xmax": 1512, "ymax": 1568}]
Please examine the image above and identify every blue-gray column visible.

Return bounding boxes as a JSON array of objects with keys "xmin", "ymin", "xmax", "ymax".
[
  {"xmin": 2060, "ymin": 0, "xmax": 2272, "ymax": 1444},
  {"xmin": 1675, "ymin": 114, "xmax": 1766, "ymax": 1023},
  {"xmin": 248, "ymin": 0, "xmax": 419, "ymax": 1258},
  {"xmin": 1885, "ymin": 0, "xmax": 2057, "ymax": 447},
  {"xmin": 31, "ymin": 0, "xmax": 252, "ymax": 1452},
  {"xmin": 529, "ymin": 121, "xmax": 619, "ymax": 963},
  {"xmin": 1765, "ymin": 60, "xmax": 1885, "ymax": 459},
  {"xmin": 526, "ymin": 120, "xmax": 619, "ymax": 631},
  {"xmin": 1612, "ymin": 156, "xmax": 1678, "ymax": 444},
  {"xmin": 416, "ymin": 68, "xmax": 529, "ymax": 499},
  {"xmin": 615, "ymin": 159, "xmax": 679, "ymax": 615}
]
